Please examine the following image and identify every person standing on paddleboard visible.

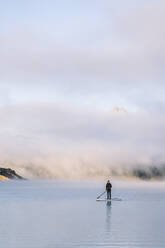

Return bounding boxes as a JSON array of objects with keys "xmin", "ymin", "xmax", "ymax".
[{"xmin": 106, "ymin": 180, "xmax": 112, "ymax": 199}]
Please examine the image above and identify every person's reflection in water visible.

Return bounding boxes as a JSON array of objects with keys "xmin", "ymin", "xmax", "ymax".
[{"xmin": 106, "ymin": 201, "xmax": 112, "ymax": 236}]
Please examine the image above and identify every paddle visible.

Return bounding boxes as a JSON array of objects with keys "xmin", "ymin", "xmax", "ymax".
[{"xmin": 96, "ymin": 191, "xmax": 106, "ymax": 199}]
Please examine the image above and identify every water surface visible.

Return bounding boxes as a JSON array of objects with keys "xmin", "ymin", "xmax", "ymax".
[{"xmin": 0, "ymin": 180, "xmax": 165, "ymax": 248}]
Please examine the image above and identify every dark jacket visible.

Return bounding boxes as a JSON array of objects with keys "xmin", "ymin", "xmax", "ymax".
[{"xmin": 106, "ymin": 182, "xmax": 112, "ymax": 192}]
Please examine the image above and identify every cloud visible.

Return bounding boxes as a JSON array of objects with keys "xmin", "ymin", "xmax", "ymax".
[
  {"xmin": 1, "ymin": 0, "xmax": 165, "ymax": 87},
  {"xmin": 0, "ymin": 1, "xmax": 165, "ymax": 82},
  {"xmin": 1, "ymin": 0, "xmax": 165, "ymax": 115},
  {"xmin": 0, "ymin": 103, "xmax": 165, "ymax": 179}
]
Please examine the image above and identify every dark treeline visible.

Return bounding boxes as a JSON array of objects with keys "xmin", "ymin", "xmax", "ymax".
[
  {"xmin": 132, "ymin": 165, "xmax": 165, "ymax": 180},
  {"xmin": 110, "ymin": 164, "xmax": 165, "ymax": 180}
]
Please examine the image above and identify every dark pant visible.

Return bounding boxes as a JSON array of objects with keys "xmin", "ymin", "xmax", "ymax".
[{"xmin": 107, "ymin": 191, "xmax": 111, "ymax": 199}]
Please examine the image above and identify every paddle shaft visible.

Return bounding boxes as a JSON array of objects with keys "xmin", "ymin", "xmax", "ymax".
[{"xmin": 97, "ymin": 191, "xmax": 106, "ymax": 199}]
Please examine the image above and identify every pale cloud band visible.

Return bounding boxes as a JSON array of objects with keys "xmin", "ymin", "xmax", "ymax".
[{"xmin": 0, "ymin": 104, "xmax": 164, "ymax": 179}]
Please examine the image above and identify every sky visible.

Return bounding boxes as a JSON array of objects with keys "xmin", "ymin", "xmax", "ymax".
[{"xmin": 0, "ymin": 0, "xmax": 165, "ymax": 179}]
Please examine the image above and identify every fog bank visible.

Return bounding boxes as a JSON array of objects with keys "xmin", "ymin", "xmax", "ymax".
[{"xmin": 0, "ymin": 104, "xmax": 165, "ymax": 180}]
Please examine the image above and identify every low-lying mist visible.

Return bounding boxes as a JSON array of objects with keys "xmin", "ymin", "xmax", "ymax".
[{"xmin": 0, "ymin": 103, "xmax": 165, "ymax": 180}]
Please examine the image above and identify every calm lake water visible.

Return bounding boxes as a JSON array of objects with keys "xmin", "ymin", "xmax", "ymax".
[{"xmin": 0, "ymin": 180, "xmax": 165, "ymax": 248}]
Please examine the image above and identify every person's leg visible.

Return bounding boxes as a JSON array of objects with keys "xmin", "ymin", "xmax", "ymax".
[
  {"xmin": 110, "ymin": 190, "xmax": 111, "ymax": 199},
  {"xmin": 107, "ymin": 192, "xmax": 110, "ymax": 199}
]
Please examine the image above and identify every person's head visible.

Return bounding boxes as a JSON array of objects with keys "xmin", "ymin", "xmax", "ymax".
[{"xmin": 107, "ymin": 180, "xmax": 110, "ymax": 183}]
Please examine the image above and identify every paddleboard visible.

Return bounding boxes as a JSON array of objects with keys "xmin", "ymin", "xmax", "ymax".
[{"xmin": 96, "ymin": 198, "xmax": 122, "ymax": 202}]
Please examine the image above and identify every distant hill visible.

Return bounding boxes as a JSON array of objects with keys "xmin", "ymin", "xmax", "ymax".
[{"xmin": 0, "ymin": 168, "xmax": 25, "ymax": 180}]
